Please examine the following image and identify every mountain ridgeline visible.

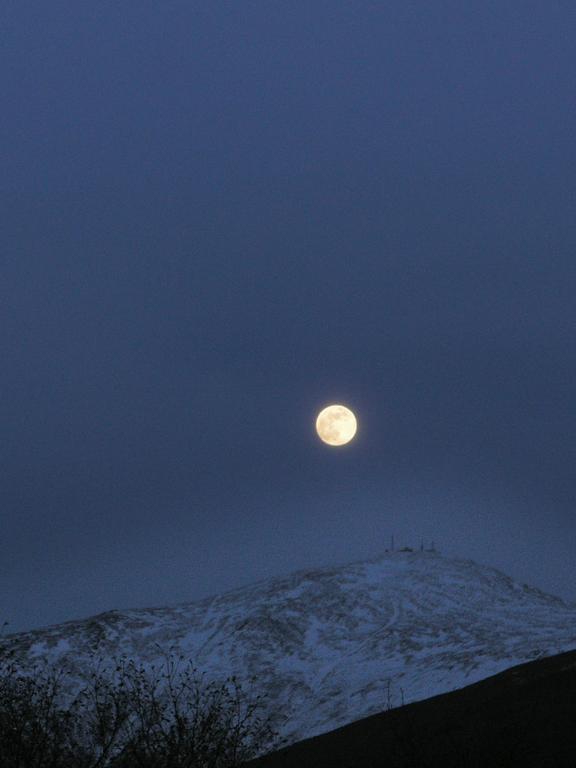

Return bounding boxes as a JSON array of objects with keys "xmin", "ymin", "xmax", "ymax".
[{"xmin": 2, "ymin": 552, "xmax": 575, "ymax": 745}]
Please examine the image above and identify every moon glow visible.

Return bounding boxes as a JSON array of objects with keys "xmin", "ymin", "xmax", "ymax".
[{"xmin": 315, "ymin": 404, "xmax": 358, "ymax": 446}]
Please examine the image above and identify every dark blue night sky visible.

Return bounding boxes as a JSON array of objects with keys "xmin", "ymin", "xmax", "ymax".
[{"xmin": 2, "ymin": 1, "xmax": 576, "ymax": 633}]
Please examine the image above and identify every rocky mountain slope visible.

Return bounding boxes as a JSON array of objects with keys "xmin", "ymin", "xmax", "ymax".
[{"xmin": 2, "ymin": 551, "xmax": 575, "ymax": 744}]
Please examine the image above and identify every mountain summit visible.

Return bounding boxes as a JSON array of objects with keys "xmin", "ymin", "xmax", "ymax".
[{"xmin": 3, "ymin": 551, "xmax": 575, "ymax": 744}]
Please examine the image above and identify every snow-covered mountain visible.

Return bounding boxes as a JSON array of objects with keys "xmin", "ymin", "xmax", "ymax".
[{"xmin": 2, "ymin": 551, "xmax": 575, "ymax": 744}]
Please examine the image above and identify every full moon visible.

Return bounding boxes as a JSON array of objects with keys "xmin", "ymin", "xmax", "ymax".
[{"xmin": 315, "ymin": 404, "xmax": 358, "ymax": 446}]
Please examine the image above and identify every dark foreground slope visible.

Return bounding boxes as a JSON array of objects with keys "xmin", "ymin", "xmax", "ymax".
[{"xmin": 248, "ymin": 648, "xmax": 576, "ymax": 768}]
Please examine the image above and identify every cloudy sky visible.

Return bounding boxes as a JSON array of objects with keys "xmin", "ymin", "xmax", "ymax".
[{"xmin": 2, "ymin": 1, "xmax": 576, "ymax": 633}]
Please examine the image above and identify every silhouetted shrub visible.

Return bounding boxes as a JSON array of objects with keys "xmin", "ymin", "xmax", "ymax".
[{"xmin": 0, "ymin": 651, "xmax": 279, "ymax": 768}]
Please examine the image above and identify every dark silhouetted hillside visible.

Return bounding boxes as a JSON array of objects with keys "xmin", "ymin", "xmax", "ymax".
[{"xmin": 248, "ymin": 648, "xmax": 576, "ymax": 768}]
